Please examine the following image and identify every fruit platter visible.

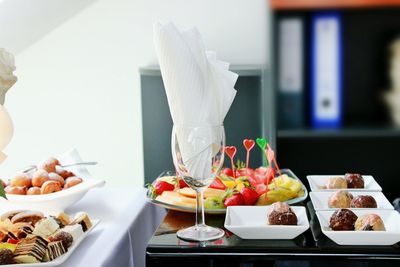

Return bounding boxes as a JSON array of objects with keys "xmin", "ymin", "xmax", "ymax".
[{"xmin": 146, "ymin": 138, "xmax": 308, "ymax": 214}]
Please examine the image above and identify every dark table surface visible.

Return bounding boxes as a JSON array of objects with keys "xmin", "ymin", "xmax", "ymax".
[{"xmin": 146, "ymin": 202, "xmax": 400, "ymax": 267}]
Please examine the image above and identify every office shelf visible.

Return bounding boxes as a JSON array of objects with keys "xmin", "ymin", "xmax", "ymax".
[{"xmin": 278, "ymin": 128, "xmax": 400, "ymax": 138}]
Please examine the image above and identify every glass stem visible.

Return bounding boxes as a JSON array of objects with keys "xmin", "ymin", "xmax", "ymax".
[{"xmin": 195, "ymin": 189, "xmax": 205, "ymax": 229}]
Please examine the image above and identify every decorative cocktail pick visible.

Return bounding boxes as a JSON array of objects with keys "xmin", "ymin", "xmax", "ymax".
[
  {"xmin": 243, "ymin": 139, "xmax": 255, "ymax": 169},
  {"xmin": 267, "ymin": 144, "xmax": 282, "ymax": 176},
  {"xmin": 225, "ymin": 146, "xmax": 237, "ymax": 178},
  {"xmin": 256, "ymin": 137, "xmax": 268, "ymax": 166}
]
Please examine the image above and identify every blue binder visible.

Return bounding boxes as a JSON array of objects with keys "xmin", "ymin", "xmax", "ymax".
[{"xmin": 310, "ymin": 13, "xmax": 343, "ymax": 128}]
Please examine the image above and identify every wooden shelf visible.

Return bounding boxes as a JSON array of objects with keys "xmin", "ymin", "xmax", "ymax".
[
  {"xmin": 271, "ymin": 0, "xmax": 400, "ymax": 10},
  {"xmin": 278, "ymin": 128, "xmax": 400, "ymax": 138}
]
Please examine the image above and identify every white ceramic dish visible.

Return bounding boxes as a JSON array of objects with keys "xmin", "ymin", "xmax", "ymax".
[
  {"xmin": 1, "ymin": 219, "xmax": 99, "ymax": 267},
  {"xmin": 224, "ymin": 206, "xmax": 309, "ymax": 239},
  {"xmin": 0, "ymin": 149, "xmax": 105, "ymax": 214},
  {"xmin": 316, "ymin": 209, "xmax": 400, "ymax": 245},
  {"xmin": 307, "ymin": 175, "xmax": 382, "ymax": 192},
  {"xmin": 310, "ymin": 191, "xmax": 394, "ymax": 210}
]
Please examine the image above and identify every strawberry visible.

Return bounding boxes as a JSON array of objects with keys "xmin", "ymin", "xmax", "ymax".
[
  {"xmin": 223, "ymin": 192, "xmax": 244, "ymax": 207},
  {"xmin": 209, "ymin": 178, "xmax": 226, "ymax": 190},
  {"xmin": 240, "ymin": 187, "xmax": 259, "ymax": 205},
  {"xmin": 153, "ymin": 181, "xmax": 174, "ymax": 195},
  {"xmin": 177, "ymin": 177, "xmax": 188, "ymax": 188},
  {"xmin": 221, "ymin": 168, "xmax": 234, "ymax": 177}
]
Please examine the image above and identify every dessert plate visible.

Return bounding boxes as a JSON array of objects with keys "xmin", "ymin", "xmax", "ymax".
[
  {"xmin": 307, "ymin": 175, "xmax": 382, "ymax": 192},
  {"xmin": 224, "ymin": 206, "xmax": 309, "ymax": 239},
  {"xmin": 1, "ymin": 219, "xmax": 99, "ymax": 267},
  {"xmin": 310, "ymin": 191, "xmax": 394, "ymax": 210},
  {"xmin": 0, "ymin": 149, "xmax": 105, "ymax": 214},
  {"xmin": 316, "ymin": 209, "xmax": 400, "ymax": 245}
]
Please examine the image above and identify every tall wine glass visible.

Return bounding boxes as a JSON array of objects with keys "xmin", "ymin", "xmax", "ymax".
[{"xmin": 171, "ymin": 125, "xmax": 225, "ymax": 242}]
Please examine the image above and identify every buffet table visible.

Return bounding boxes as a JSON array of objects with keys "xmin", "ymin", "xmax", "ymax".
[
  {"xmin": 60, "ymin": 186, "xmax": 166, "ymax": 267},
  {"xmin": 146, "ymin": 203, "xmax": 400, "ymax": 267}
]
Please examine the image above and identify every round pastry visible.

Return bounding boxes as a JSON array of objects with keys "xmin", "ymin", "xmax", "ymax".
[
  {"xmin": 267, "ymin": 202, "xmax": 297, "ymax": 225},
  {"xmin": 64, "ymin": 177, "xmax": 83, "ymax": 189},
  {"xmin": 10, "ymin": 173, "xmax": 32, "ymax": 188},
  {"xmin": 32, "ymin": 169, "xmax": 50, "ymax": 187},
  {"xmin": 11, "ymin": 211, "xmax": 44, "ymax": 225},
  {"xmin": 48, "ymin": 172, "xmax": 65, "ymax": 187},
  {"xmin": 345, "ymin": 173, "xmax": 364, "ymax": 188},
  {"xmin": 350, "ymin": 195, "xmax": 377, "ymax": 208},
  {"xmin": 49, "ymin": 231, "xmax": 73, "ymax": 249},
  {"xmin": 355, "ymin": 214, "xmax": 385, "ymax": 231},
  {"xmin": 329, "ymin": 209, "xmax": 358, "ymax": 231},
  {"xmin": 55, "ymin": 166, "xmax": 75, "ymax": 179},
  {"xmin": 328, "ymin": 191, "xmax": 353, "ymax": 208},
  {"xmin": 326, "ymin": 177, "xmax": 347, "ymax": 189},
  {"xmin": 40, "ymin": 180, "xmax": 62, "ymax": 194},
  {"xmin": 0, "ymin": 249, "xmax": 14, "ymax": 264},
  {"xmin": 27, "ymin": 187, "xmax": 41, "ymax": 195},
  {"xmin": 4, "ymin": 185, "xmax": 27, "ymax": 195},
  {"xmin": 39, "ymin": 157, "xmax": 60, "ymax": 173}
]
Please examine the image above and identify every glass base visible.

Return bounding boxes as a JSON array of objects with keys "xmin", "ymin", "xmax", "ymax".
[{"xmin": 177, "ymin": 224, "xmax": 225, "ymax": 242}]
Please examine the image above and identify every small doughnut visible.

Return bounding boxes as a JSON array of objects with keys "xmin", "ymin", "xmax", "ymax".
[
  {"xmin": 4, "ymin": 186, "xmax": 27, "ymax": 195},
  {"xmin": 10, "ymin": 173, "xmax": 32, "ymax": 188},
  {"xmin": 40, "ymin": 181, "xmax": 62, "ymax": 194},
  {"xmin": 32, "ymin": 169, "xmax": 49, "ymax": 187},
  {"xmin": 64, "ymin": 177, "xmax": 83, "ymax": 189},
  {"xmin": 48, "ymin": 172, "xmax": 64, "ymax": 187},
  {"xmin": 55, "ymin": 166, "xmax": 75, "ymax": 179},
  {"xmin": 39, "ymin": 157, "xmax": 60, "ymax": 173},
  {"xmin": 27, "ymin": 187, "xmax": 41, "ymax": 195}
]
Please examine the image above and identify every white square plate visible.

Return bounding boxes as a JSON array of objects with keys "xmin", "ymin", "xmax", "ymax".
[
  {"xmin": 310, "ymin": 191, "xmax": 394, "ymax": 210},
  {"xmin": 307, "ymin": 175, "xmax": 382, "ymax": 192},
  {"xmin": 2, "ymin": 219, "xmax": 99, "ymax": 267},
  {"xmin": 316, "ymin": 209, "xmax": 400, "ymax": 245},
  {"xmin": 224, "ymin": 206, "xmax": 309, "ymax": 239}
]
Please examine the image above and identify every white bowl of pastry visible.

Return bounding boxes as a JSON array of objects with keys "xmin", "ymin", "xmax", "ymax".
[{"xmin": 0, "ymin": 149, "xmax": 105, "ymax": 214}]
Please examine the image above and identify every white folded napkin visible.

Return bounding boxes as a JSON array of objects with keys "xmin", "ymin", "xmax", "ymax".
[{"xmin": 153, "ymin": 22, "xmax": 238, "ymax": 180}]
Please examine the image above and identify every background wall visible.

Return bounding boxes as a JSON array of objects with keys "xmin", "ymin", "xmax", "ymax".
[{"xmin": 0, "ymin": 0, "xmax": 269, "ymax": 186}]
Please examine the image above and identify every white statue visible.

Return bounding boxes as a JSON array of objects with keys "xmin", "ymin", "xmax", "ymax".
[
  {"xmin": 0, "ymin": 48, "xmax": 16, "ymax": 163},
  {"xmin": 384, "ymin": 38, "xmax": 400, "ymax": 127}
]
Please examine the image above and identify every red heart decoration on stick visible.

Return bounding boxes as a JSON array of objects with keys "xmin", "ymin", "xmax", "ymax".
[
  {"xmin": 243, "ymin": 139, "xmax": 255, "ymax": 151},
  {"xmin": 225, "ymin": 146, "xmax": 237, "ymax": 178},
  {"xmin": 225, "ymin": 146, "xmax": 237, "ymax": 159}
]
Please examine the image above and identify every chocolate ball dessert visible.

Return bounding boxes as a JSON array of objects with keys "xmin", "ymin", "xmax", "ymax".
[
  {"xmin": 0, "ymin": 249, "xmax": 14, "ymax": 265},
  {"xmin": 345, "ymin": 173, "xmax": 364, "ymax": 188},
  {"xmin": 329, "ymin": 209, "xmax": 358, "ymax": 231},
  {"xmin": 355, "ymin": 214, "xmax": 385, "ymax": 231},
  {"xmin": 350, "ymin": 195, "xmax": 377, "ymax": 208},
  {"xmin": 268, "ymin": 202, "xmax": 297, "ymax": 225},
  {"xmin": 328, "ymin": 191, "xmax": 353, "ymax": 208},
  {"xmin": 326, "ymin": 177, "xmax": 347, "ymax": 189}
]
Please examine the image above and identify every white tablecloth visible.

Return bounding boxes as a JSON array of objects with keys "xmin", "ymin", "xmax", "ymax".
[{"xmin": 61, "ymin": 186, "xmax": 166, "ymax": 267}]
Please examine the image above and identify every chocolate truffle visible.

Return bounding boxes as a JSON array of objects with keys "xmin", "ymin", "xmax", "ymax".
[
  {"xmin": 49, "ymin": 231, "xmax": 73, "ymax": 249},
  {"xmin": 329, "ymin": 209, "xmax": 358, "ymax": 231},
  {"xmin": 326, "ymin": 177, "xmax": 347, "ymax": 189},
  {"xmin": 345, "ymin": 173, "xmax": 364, "ymax": 188},
  {"xmin": 328, "ymin": 191, "xmax": 353, "ymax": 208},
  {"xmin": 268, "ymin": 202, "xmax": 297, "ymax": 225},
  {"xmin": 350, "ymin": 195, "xmax": 377, "ymax": 208},
  {"xmin": 355, "ymin": 214, "xmax": 385, "ymax": 231},
  {"xmin": 0, "ymin": 249, "xmax": 14, "ymax": 265}
]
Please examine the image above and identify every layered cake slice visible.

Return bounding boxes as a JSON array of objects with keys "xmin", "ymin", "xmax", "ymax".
[
  {"xmin": 71, "ymin": 212, "xmax": 92, "ymax": 232},
  {"xmin": 13, "ymin": 235, "xmax": 48, "ymax": 263},
  {"xmin": 44, "ymin": 241, "xmax": 67, "ymax": 261}
]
